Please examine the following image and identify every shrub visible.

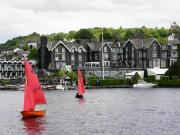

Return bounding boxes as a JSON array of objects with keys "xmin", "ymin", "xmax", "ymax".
[
  {"xmin": 144, "ymin": 75, "xmax": 156, "ymax": 82},
  {"xmin": 172, "ymin": 76, "xmax": 179, "ymax": 80},
  {"xmin": 89, "ymin": 79, "xmax": 97, "ymax": 86},
  {"xmin": 160, "ymin": 76, "xmax": 169, "ymax": 81},
  {"xmin": 144, "ymin": 69, "xmax": 148, "ymax": 78}
]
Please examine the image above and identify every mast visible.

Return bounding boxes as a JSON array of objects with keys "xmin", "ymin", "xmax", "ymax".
[{"xmin": 102, "ymin": 30, "xmax": 104, "ymax": 80}]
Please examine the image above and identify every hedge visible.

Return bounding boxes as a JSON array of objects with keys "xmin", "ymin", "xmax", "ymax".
[
  {"xmin": 158, "ymin": 76, "xmax": 180, "ymax": 87},
  {"xmin": 144, "ymin": 75, "xmax": 156, "ymax": 82},
  {"xmin": 172, "ymin": 76, "xmax": 179, "ymax": 80},
  {"xmin": 88, "ymin": 78, "xmax": 136, "ymax": 86}
]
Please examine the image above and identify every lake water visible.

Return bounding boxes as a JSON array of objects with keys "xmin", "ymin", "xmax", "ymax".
[{"xmin": 1, "ymin": 88, "xmax": 180, "ymax": 135}]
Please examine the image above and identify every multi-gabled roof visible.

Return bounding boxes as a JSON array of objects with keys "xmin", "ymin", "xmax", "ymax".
[
  {"xmin": 46, "ymin": 40, "xmax": 86, "ymax": 52},
  {"xmin": 168, "ymin": 39, "xmax": 180, "ymax": 45},
  {"xmin": 124, "ymin": 38, "xmax": 159, "ymax": 49}
]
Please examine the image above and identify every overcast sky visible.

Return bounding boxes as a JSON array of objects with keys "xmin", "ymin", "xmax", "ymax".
[{"xmin": 0, "ymin": 0, "xmax": 179, "ymax": 43}]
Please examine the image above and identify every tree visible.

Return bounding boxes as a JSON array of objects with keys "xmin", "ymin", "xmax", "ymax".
[
  {"xmin": 28, "ymin": 48, "xmax": 37, "ymax": 60},
  {"xmin": 165, "ymin": 62, "xmax": 180, "ymax": 77},
  {"xmin": 75, "ymin": 29, "xmax": 94, "ymax": 40},
  {"xmin": 67, "ymin": 71, "xmax": 77, "ymax": 81},
  {"xmin": 144, "ymin": 69, "xmax": 148, "ymax": 78},
  {"xmin": 132, "ymin": 72, "xmax": 141, "ymax": 82}
]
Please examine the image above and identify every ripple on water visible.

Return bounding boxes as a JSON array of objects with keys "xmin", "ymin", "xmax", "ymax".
[{"xmin": 1, "ymin": 88, "xmax": 180, "ymax": 134}]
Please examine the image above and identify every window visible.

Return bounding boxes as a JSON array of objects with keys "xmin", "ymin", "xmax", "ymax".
[
  {"xmin": 71, "ymin": 48, "xmax": 75, "ymax": 53},
  {"xmin": 149, "ymin": 60, "xmax": 153, "ymax": 67},
  {"xmin": 71, "ymin": 54, "xmax": 74, "ymax": 61},
  {"xmin": 172, "ymin": 46, "xmax": 177, "ymax": 50},
  {"xmin": 56, "ymin": 62, "xmax": 60, "ymax": 69},
  {"xmin": 143, "ymin": 52, "xmax": 146, "ymax": 58},
  {"xmin": 161, "ymin": 60, "xmax": 166, "ymax": 67},
  {"xmin": 79, "ymin": 48, "xmax": 82, "ymax": 53},
  {"xmin": 62, "ymin": 54, "xmax": 65, "ymax": 60},
  {"xmin": 152, "ymin": 45, "xmax": 156, "ymax": 50},
  {"xmin": 132, "ymin": 47, "xmax": 134, "ymax": 53},
  {"xmin": 112, "ymin": 54, "xmax": 117, "ymax": 60},
  {"xmin": 55, "ymin": 55, "xmax": 59, "ymax": 61},
  {"xmin": 139, "ymin": 52, "xmax": 142, "ymax": 58},
  {"xmin": 104, "ymin": 46, "xmax": 107, "ymax": 52},
  {"xmin": 62, "ymin": 47, "xmax": 65, "ymax": 53},
  {"xmin": 152, "ymin": 51, "xmax": 157, "ymax": 57},
  {"xmin": 55, "ymin": 48, "xmax": 59, "ymax": 52},
  {"xmin": 120, "ymin": 48, "xmax": 123, "ymax": 53},
  {"xmin": 79, "ymin": 54, "xmax": 82, "ymax": 61},
  {"xmin": 79, "ymin": 63, "xmax": 82, "ymax": 67},
  {"xmin": 126, "ymin": 47, "xmax": 128, "ymax": 52},
  {"xmin": 95, "ymin": 54, "xmax": 98, "ymax": 61},
  {"xmin": 132, "ymin": 52, "xmax": 134, "ymax": 58},
  {"xmin": 171, "ymin": 51, "xmax": 178, "ymax": 57},
  {"xmin": 161, "ymin": 52, "xmax": 167, "ymax": 58},
  {"xmin": 104, "ymin": 53, "xmax": 109, "ymax": 60},
  {"xmin": 126, "ymin": 54, "xmax": 128, "ymax": 58}
]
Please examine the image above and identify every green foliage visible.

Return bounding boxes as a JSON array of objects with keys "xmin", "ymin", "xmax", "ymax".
[
  {"xmin": 144, "ymin": 69, "xmax": 148, "ymax": 78},
  {"xmin": 88, "ymin": 78, "xmax": 136, "ymax": 86},
  {"xmin": 0, "ymin": 32, "xmax": 40, "ymax": 49},
  {"xmin": 160, "ymin": 76, "xmax": 169, "ymax": 81},
  {"xmin": 75, "ymin": 29, "xmax": 94, "ymax": 39},
  {"xmin": 28, "ymin": 48, "xmax": 38, "ymax": 60},
  {"xmin": 158, "ymin": 76, "xmax": 180, "ymax": 87},
  {"xmin": 166, "ymin": 62, "xmax": 180, "ymax": 77},
  {"xmin": 172, "ymin": 76, "xmax": 179, "ymax": 80},
  {"xmin": 0, "ymin": 79, "xmax": 11, "ymax": 85},
  {"xmin": 67, "ymin": 71, "xmax": 77, "ymax": 81},
  {"xmin": 132, "ymin": 72, "xmax": 141, "ymax": 82},
  {"xmin": 89, "ymin": 74, "xmax": 97, "ymax": 79},
  {"xmin": 1, "ymin": 26, "xmax": 173, "ymax": 48},
  {"xmin": 144, "ymin": 75, "xmax": 156, "ymax": 82}
]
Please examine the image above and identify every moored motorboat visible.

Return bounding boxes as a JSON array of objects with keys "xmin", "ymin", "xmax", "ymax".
[{"xmin": 133, "ymin": 80, "xmax": 157, "ymax": 88}]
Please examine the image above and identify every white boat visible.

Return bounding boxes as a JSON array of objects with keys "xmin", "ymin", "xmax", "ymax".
[
  {"xmin": 56, "ymin": 84, "xmax": 65, "ymax": 90},
  {"xmin": 133, "ymin": 80, "xmax": 157, "ymax": 88}
]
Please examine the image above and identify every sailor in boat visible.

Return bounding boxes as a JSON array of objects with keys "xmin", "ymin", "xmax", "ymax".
[
  {"xmin": 75, "ymin": 92, "xmax": 83, "ymax": 99},
  {"xmin": 75, "ymin": 68, "xmax": 85, "ymax": 99}
]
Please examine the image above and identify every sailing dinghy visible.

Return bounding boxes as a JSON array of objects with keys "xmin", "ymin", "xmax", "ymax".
[
  {"xmin": 75, "ymin": 68, "xmax": 85, "ymax": 98},
  {"xmin": 20, "ymin": 58, "xmax": 47, "ymax": 118}
]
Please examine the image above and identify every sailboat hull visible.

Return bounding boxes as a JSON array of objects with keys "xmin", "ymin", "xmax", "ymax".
[
  {"xmin": 20, "ymin": 110, "xmax": 46, "ymax": 118},
  {"xmin": 75, "ymin": 93, "xmax": 83, "ymax": 99}
]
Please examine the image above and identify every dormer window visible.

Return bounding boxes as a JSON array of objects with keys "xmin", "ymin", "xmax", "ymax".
[
  {"xmin": 152, "ymin": 45, "xmax": 156, "ymax": 50},
  {"xmin": 55, "ymin": 48, "xmax": 58, "ymax": 52},
  {"xmin": 104, "ymin": 46, "xmax": 107, "ymax": 52},
  {"xmin": 132, "ymin": 47, "xmax": 134, "ymax": 53},
  {"xmin": 126, "ymin": 47, "xmax": 128, "ymax": 52},
  {"xmin": 71, "ymin": 48, "xmax": 75, "ymax": 53},
  {"xmin": 79, "ymin": 48, "xmax": 82, "ymax": 53},
  {"xmin": 62, "ymin": 47, "xmax": 65, "ymax": 53}
]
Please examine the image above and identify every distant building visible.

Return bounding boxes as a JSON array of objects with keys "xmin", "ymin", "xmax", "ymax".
[
  {"xmin": 27, "ymin": 41, "xmax": 38, "ymax": 48},
  {"xmin": 0, "ymin": 60, "xmax": 36, "ymax": 79}
]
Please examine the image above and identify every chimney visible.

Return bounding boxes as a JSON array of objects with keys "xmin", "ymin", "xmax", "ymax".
[{"xmin": 40, "ymin": 35, "xmax": 47, "ymax": 46}]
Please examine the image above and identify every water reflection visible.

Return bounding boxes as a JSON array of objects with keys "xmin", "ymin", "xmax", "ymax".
[
  {"xmin": 22, "ymin": 117, "xmax": 46, "ymax": 135},
  {"xmin": 78, "ymin": 98, "xmax": 86, "ymax": 104}
]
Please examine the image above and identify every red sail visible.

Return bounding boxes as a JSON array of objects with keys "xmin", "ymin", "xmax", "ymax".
[
  {"xmin": 23, "ymin": 85, "xmax": 35, "ymax": 111},
  {"xmin": 78, "ymin": 68, "xmax": 85, "ymax": 95},
  {"xmin": 23, "ymin": 59, "xmax": 46, "ymax": 111}
]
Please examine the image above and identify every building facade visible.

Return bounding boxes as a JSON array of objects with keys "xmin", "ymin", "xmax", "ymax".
[{"xmin": 38, "ymin": 35, "xmax": 180, "ymax": 78}]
